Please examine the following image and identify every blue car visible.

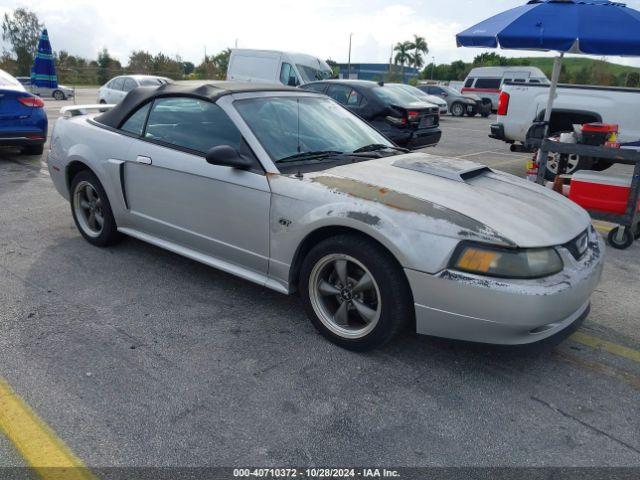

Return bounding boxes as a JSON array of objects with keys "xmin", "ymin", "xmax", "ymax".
[{"xmin": 0, "ymin": 69, "xmax": 48, "ymax": 155}]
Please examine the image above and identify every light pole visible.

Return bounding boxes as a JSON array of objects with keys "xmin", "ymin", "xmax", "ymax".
[
  {"xmin": 430, "ymin": 56, "xmax": 435, "ymax": 80},
  {"xmin": 347, "ymin": 33, "xmax": 353, "ymax": 79}
]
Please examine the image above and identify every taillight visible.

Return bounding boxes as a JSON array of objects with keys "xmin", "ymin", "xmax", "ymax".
[
  {"xmin": 407, "ymin": 110, "xmax": 420, "ymax": 121},
  {"xmin": 18, "ymin": 96, "xmax": 45, "ymax": 108},
  {"xmin": 385, "ymin": 116, "xmax": 407, "ymax": 126},
  {"xmin": 497, "ymin": 92, "xmax": 510, "ymax": 116}
]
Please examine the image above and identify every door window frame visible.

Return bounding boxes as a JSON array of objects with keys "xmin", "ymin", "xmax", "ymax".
[{"xmin": 114, "ymin": 95, "xmax": 264, "ymax": 173}]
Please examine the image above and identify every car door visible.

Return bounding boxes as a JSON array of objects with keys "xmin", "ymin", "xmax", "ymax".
[
  {"xmin": 120, "ymin": 96, "xmax": 271, "ymax": 277},
  {"xmin": 325, "ymin": 84, "xmax": 370, "ymax": 120}
]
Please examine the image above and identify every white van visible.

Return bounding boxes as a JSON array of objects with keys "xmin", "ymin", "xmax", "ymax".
[
  {"xmin": 226, "ymin": 49, "xmax": 333, "ymax": 86},
  {"xmin": 461, "ymin": 66, "xmax": 549, "ymax": 109}
]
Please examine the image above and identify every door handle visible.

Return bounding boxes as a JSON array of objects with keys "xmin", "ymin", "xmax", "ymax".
[{"xmin": 136, "ymin": 155, "xmax": 152, "ymax": 165}]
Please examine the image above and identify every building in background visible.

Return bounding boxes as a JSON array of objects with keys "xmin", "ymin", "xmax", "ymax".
[{"xmin": 337, "ymin": 63, "xmax": 419, "ymax": 83}]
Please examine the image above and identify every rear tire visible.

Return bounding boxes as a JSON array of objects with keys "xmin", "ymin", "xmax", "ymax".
[
  {"xmin": 543, "ymin": 151, "xmax": 593, "ymax": 182},
  {"xmin": 299, "ymin": 234, "xmax": 413, "ymax": 351},
  {"xmin": 21, "ymin": 144, "xmax": 44, "ymax": 156},
  {"xmin": 70, "ymin": 170, "xmax": 121, "ymax": 247}
]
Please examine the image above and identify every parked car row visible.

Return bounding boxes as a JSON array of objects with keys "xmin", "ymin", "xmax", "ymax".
[
  {"xmin": 16, "ymin": 76, "xmax": 75, "ymax": 101},
  {"xmin": 301, "ymin": 80, "xmax": 442, "ymax": 149},
  {"xmin": 418, "ymin": 84, "xmax": 492, "ymax": 117}
]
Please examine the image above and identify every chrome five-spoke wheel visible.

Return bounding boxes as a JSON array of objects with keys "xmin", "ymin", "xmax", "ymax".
[
  {"xmin": 70, "ymin": 170, "xmax": 120, "ymax": 247},
  {"xmin": 73, "ymin": 181, "xmax": 104, "ymax": 238},
  {"xmin": 309, "ymin": 254, "xmax": 381, "ymax": 339}
]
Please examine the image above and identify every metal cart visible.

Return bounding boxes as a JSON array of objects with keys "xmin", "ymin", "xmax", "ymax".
[{"xmin": 536, "ymin": 139, "xmax": 640, "ymax": 250}]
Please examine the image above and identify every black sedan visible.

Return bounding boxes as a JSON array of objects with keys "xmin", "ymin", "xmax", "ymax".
[{"xmin": 301, "ymin": 80, "xmax": 441, "ymax": 150}]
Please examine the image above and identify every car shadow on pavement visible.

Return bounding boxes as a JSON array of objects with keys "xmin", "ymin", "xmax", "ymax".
[{"xmin": 7, "ymin": 234, "xmax": 640, "ymax": 467}]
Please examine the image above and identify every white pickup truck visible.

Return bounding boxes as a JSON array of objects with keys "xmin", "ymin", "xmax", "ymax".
[{"xmin": 490, "ymin": 82, "xmax": 640, "ymax": 178}]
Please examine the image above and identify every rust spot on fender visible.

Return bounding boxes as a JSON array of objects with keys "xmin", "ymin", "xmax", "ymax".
[
  {"xmin": 312, "ymin": 175, "xmax": 513, "ymax": 245},
  {"xmin": 346, "ymin": 211, "xmax": 381, "ymax": 226}
]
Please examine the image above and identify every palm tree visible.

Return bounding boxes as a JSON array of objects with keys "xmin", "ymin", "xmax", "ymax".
[
  {"xmin": 393, "ymin": 41, "xmax": 413, "ymax": 80},
  {"xmin": 411, "ymin": 35, "xmax": 429, "ymax": 71}
]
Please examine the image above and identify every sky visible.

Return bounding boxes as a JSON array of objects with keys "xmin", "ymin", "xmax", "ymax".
[{"xmin": 2, "ymin": 0, "xmax": 640, "ymax": 67}]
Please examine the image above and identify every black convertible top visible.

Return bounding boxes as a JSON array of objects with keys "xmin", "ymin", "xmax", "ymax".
[{"xmin": 95, "ymin": 81, "xmax": 299, "ymax": 128}]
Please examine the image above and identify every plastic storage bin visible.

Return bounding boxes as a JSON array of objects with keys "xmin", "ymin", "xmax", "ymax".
[{"xmin": 569, "ymin": 170, "xmax": 639, "ymax": 215}]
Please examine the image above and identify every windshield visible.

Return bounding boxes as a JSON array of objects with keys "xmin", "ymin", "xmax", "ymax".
[
  {"xmin": 296, "ymin": 64, "xmax": 333, "ymax": 83},
  {"xmin": 372, "ymin": 86, "xmax": 425, "ymax": 105},
  {"xmin": 389, "ymin": 84, "xmax": 430, "ymax": 100},
  {"xmin": 441, "ymin": 86, "xmax": 461, "ymax": 96},
  {"xmin": 235, "ymin": 96, "xmax": 392, "ymax": 163}
]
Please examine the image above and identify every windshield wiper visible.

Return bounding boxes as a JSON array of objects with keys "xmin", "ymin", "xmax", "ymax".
[
  {"xmin": 352, "ymin": 144, "xmax": 409, "ymax": 154},
  {"xmin": 278, "ymin": 150, "xmax": 344, "ymax": 163}
]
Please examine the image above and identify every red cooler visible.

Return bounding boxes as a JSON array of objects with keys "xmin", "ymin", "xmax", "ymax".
[{"xmin": 570, "ymin": 170, "xmax": 640, "ymax": 215}]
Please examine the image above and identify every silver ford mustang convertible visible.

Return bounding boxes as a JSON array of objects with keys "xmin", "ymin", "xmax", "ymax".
[{"xmin": 47, "ymin": 82, "xmax": 604, "ymax": 351}]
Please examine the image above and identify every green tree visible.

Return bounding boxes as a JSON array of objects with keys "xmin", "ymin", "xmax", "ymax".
[
  {"xmin": 152, "ymin": 53, "xmax": 183, "ymax": 79},
  {"xmin": 626, "ymin": 71, "xmax": 640, "ymax": 88},
  {"xmin": 393, "ymin": 41, "xmax": 413, "ymax": 80},
  {"xmin": 97, "ymin": 48, "xmax": 121, "ymax": 85},
  {"xmin": 182, "ymin": 61, "xmax": 195, "ymax": 76},
  {"xmin": 1, "ymin": 8, "xmax": 43, "ymax": 76},
  {"xmin": 410, "ymin": 35, "xmax": 428, "ymax": 70},
  {"xmin": 128, "ymin": 50, "xmax": 154, "ymax": 74},
  {"xmin": 473, "ymin": 52, "xmax": 508, "ymax": 66},
  {"xmin": 573, "ymin": 65, "xmax": 591, "ymax": 85}
]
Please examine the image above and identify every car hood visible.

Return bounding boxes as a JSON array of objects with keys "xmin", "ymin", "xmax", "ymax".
[
  {"xmin": 464, "ymin": 93, "xmax": 482, "ymax": 102},
  {"xmin": 310, "ymin": 153, "xmax": 590, "ymax": 248}
]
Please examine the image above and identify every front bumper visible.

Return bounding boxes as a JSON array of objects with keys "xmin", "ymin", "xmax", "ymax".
[{"xmin": 405, "ymin": 229, "xmax": 605, "ymax": 345}]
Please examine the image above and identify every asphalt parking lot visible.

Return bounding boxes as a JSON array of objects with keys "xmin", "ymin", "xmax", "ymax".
[{"xmin": 1, "ymin": 88, "xmax": 639, "ymax": 471}]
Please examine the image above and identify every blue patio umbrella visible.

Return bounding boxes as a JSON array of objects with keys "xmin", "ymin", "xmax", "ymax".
[
  {"xmin": 31, "ymin": 28, "xmax": 58, "ymax": 89},
  {"xmin": 456, "ymin": 0, "xmax": 640, "ymax": 131}
]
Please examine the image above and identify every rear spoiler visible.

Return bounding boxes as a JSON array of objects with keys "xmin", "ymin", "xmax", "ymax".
[{"xmin": 60, "ymin": 104, "xmax": 115, "ymax": 118}]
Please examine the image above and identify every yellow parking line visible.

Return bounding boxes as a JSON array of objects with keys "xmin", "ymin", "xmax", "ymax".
[
  {"xmin": 0, "ymin": 377, "xmax": 95, "ymax": 480},
  {"xmin": 571, "ymin": 332, "xmax": 640, "ymax": 364}
]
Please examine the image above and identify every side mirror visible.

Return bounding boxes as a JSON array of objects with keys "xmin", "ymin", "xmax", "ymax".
[
  {"xmin": 442, "ymin": 93, "xmax": 448, "ymax": 97},
  {"xmin": 205, "ymin": 145, "xmax": 253, "ymax": 170},
  {"xmin": 288, "ymin": 76, "xmax": 298, "ymax": 87}
]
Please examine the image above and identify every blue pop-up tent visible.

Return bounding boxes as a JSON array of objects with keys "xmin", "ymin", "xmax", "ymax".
[
  {"xmin": 31, "ymin": 28, "xmax": 58, "ymax": 89},
  {"xmin": 457, "ymin": 0, "xmax": 640, "ymax": 130}
]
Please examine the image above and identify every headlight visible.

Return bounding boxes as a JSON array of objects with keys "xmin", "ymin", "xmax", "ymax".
[{"xmin": 450, "ymin": 242, "xmax": 564, "ymax": 279}]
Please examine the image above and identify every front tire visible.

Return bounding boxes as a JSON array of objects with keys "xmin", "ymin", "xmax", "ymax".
[
  {"xmin": 451, "ymin": 102, "xmax": 465, "ymax": 117},
  {"xmin": 70, "ymin": 170, "xmax": 121, "ymax": 247},
  {"xmin": 53, "ymin": 90, "xmax": 66, "ymax": 100},
  {"xmin": 299, "ymin": 234, "xmax": 413, "ymax": 351}
]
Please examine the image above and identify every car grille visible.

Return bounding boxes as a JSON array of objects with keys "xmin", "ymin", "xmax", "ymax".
[{"xmin": 563, "ymin": 230, "xmax": 590, "ymax": 260}]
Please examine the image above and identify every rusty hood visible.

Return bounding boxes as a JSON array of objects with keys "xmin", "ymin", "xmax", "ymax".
[{"xmin": 309, "ymin": 152, "xmax": 590, "ymax": 248}]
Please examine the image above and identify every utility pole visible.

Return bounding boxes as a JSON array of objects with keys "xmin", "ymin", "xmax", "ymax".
[
  {"xmin": 430, "ymin": 56, "xmax": 435, "ymax": 80},
  {"xmin": 347, "ymin": 33, "xmax": 353, "ymax": 79}
]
